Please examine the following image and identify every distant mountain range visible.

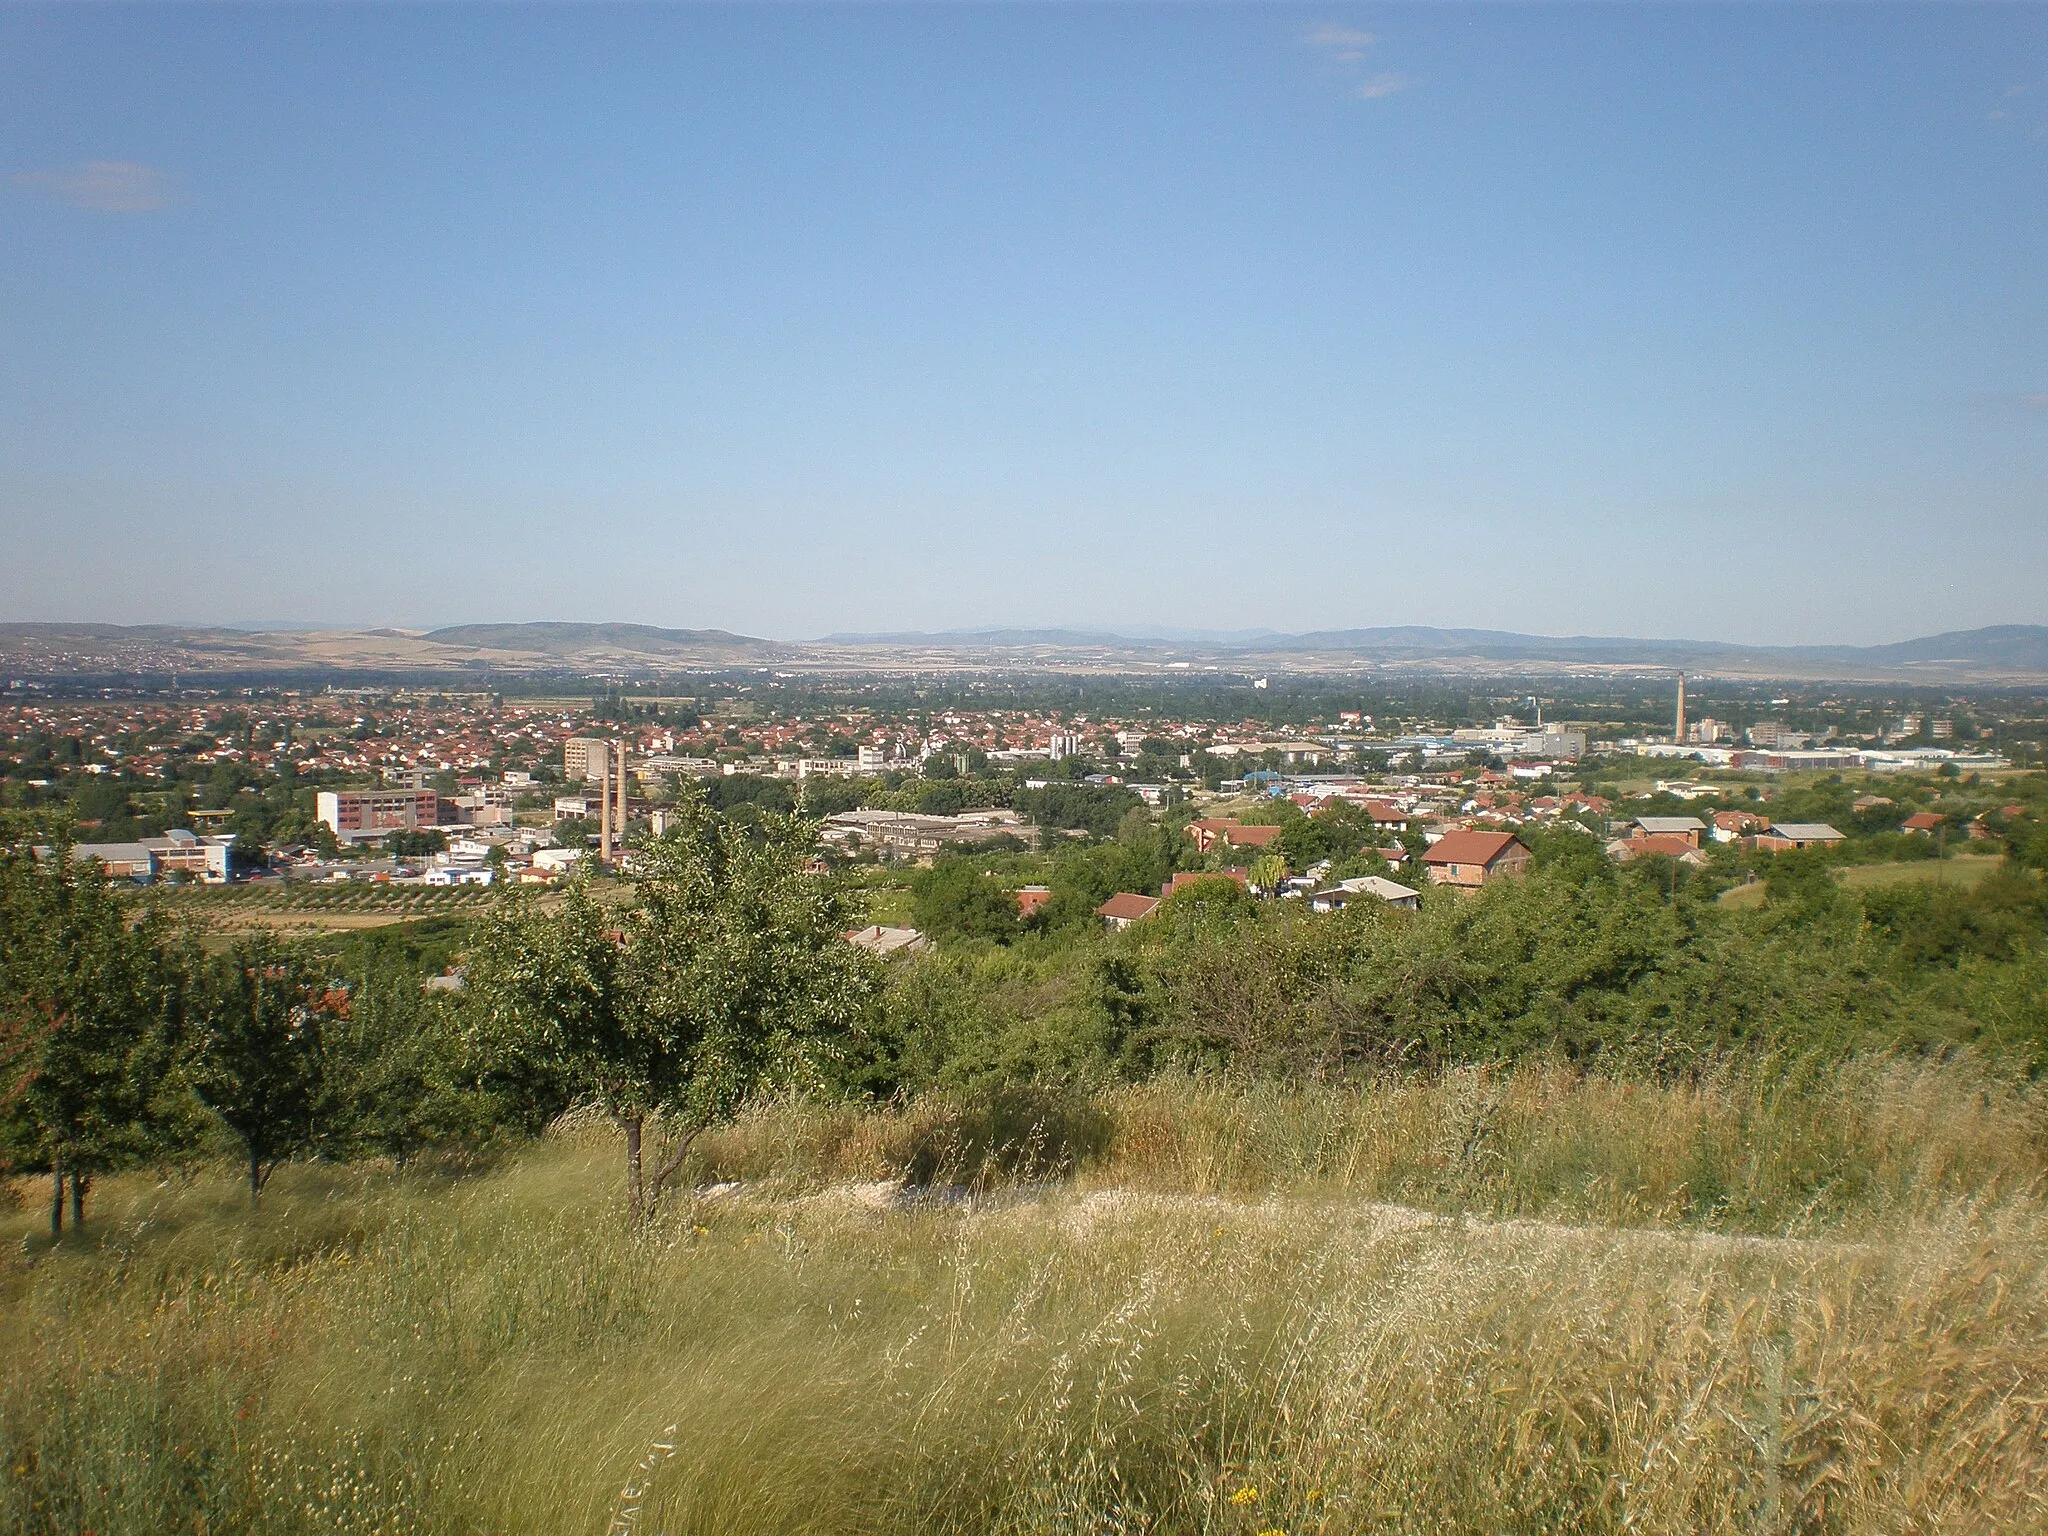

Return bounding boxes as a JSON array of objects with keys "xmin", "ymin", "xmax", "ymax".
[
  {"xmin": 1, "ymin": 620, "xmax": 2043, "ymax": 682},
  {"xmin": 816, "ymin": 623, "xmax": 2048, "ymax": 674},
  {"xmin": 422, "ymin": 622, "xmax": 786, "ymax": 659}
]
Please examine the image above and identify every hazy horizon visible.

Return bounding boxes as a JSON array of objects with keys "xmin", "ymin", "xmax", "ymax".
[{"xmin": 4, "ymin": 4, "xmax": 2045, "ymax": 645}]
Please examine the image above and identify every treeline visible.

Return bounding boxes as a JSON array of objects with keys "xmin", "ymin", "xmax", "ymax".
[
  {"xmin": 869, "ymin": 840, "xmax": 2048, "ymax": 1096},
  {"xmin": 7, "ymin": 799, "xmax": 2048, "ymax": 1230},
  {"xmin": 0, "ymin": 842, "xmax": 519, "ymax": 1233}
]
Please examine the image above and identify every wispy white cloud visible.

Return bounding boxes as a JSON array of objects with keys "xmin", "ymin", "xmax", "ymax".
[
  {"xmin": 2021, "ymin": 393, "xmax": 2048, "ymax": 410},
  {"xmin": 1304, "ymin": 23, "xmax": 1376, "ymax": 64},
  {"xmin": 10, "ymin": 160, "xmax": 179, "ymax": 213},
  {"xmin": 1303, "ymin": 22, "xmax": 1410, "ymax": 102}
]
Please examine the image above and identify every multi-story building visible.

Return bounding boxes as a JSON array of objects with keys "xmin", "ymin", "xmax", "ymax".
[
  {"xmin": 316, "ymin": 789, "xmax": 444, "ymax": 842},
  {"xmin": 563, "ymin": 736, "xmax": 610, "ymax": 783}
]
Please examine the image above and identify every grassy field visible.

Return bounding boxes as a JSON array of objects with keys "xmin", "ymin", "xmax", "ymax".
[
  {"xmin": 1719, "ymin": 855, "xmax": 2006, "ymax": 910},
  {"xmin": 1835, "ymin": 854, "xmax": 2006, "ymax": 890},
  {"xmin": 7, "ymin": 1059, "xmax": 2048, "ymax": 1534}
]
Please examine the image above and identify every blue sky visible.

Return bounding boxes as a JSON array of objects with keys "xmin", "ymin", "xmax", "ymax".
[{"xmin": 2, "ymin": 3, "xmax": 2044, "ymax": 645}]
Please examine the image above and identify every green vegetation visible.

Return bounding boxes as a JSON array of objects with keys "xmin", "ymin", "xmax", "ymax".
[
  {"xmin": 6, "ymin": 1062, "xmax": 2048, "ymax": 1535},
  {"xmin": 6, "ymin": 777, "xmax": 2048, "ymax": 1532}
]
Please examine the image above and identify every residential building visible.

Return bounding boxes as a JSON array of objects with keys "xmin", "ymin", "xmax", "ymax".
[
  {"xmin": 1711, "ymin": 810, "xmax": 1770, "ymax": 843},
  {"xmin": 1184, "ymin": 818, "xmax": 1285, "ymax": 853},
  {"xmin": 1747, "ymin": 722, "xmax": 1812, "ymax": 751},
  {"xmin": 1095, "ymin": 892, "xmax": 1160, "ymax": 929},
  {"xmin": 1902, "ymin": 811, "xmax": 1944, "ymax": 834},
  {"xmin": 843, "ymin": 925, "xmax": 933, "ymax": 958},
  {"xmin": 1015, "ymin": 885, "xmax": 1053, "ymax": 919},
  {"xmin": 1421, "ymin": 830, "xmax": 1532, "ymax": 888},
  {"xmin": 1607, "ymin": 834, "xmax": 1710, "ymax": 867},
  {"xmin": 1754, "ymin": 822, "xmax": 1846, "ymax": 851},
  {"xmin": 1307, "ymin": 875, "xmax": 1420, "ymax": 912},
  {"xmin": 1359, "ymin": 799, "xmax": 1412, "ymax": 832},
  {"xmin": 563, "ymin": 736, "xmax": 610, "ymax": 783},
  {"xmin": 1630, "ymin": 815, "xmax": 1707, "ymax": 847}
]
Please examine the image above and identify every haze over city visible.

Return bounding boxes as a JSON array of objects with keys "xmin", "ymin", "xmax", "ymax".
[{"xmin": 4, "ymin": 3, "xmax": 2045, "ymax": 644}]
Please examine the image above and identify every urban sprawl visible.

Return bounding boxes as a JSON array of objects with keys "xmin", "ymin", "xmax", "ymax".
[{"xmin": 4, "ymin": 675, "xmax": 2036, "ymax": 929}]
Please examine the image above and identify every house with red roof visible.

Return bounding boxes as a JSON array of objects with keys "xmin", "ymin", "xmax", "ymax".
[
  {"xmin": 1095, "ymin": 892, "xmax": 1161, "ymax": 929},
  {"xmin": 1185, "ymin": 818, "xmax": 1284, "ymax": 853},
  {"xmin": 1607, "ymin": 834, "xmax": 1710, "ymax": 867},
  {"xmin": 1420, "ymin": 829, "xmax": 1532, "ymax": 888}
]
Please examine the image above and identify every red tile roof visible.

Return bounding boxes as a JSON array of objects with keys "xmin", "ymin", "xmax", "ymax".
[
  {"xmin": 1421, "ymin": 829, "xmax": 1527, "ymax": 868},
  {"xmin": 1613, "ymin": 834, "xmax": 1703, "ymax": 860},
  {"xmin": 1223, "ymin": 823, "xmax": 1283, "ymax": 847},
  {"xmin": 1096, "ymin": 892, "xmax": 1161, "ymax": 922}
]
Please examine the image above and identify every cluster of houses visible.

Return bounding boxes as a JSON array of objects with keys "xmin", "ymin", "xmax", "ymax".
[
  {"xmin": 1087, "ymin": 825, "xmax": 1534, "ymax": 928},
  {"xmin": 1603, "ymin": 814, "xmax": 1845, "ymax": 867}
]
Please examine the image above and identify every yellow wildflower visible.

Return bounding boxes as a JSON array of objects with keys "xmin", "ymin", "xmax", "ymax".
[{"xmin": 1229, "ymin": 1486, "xmax": 1260, "ymax": 1506}]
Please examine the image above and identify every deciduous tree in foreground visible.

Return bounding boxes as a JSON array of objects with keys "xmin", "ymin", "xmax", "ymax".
[{"xmin": 464, "ymin": 794, "xmax": 878, "ymax": 1223}]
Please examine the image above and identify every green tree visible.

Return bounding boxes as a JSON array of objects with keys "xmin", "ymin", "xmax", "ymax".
[
  {"xmin": 323, "ymin": 966, "xmax": 484, "ymax": 1164},
  {"xmin": 0, "ymin": 832, "xmax": 185, "ymax": 1235},
  {"xmin": 186, "ymin": 936, "xmax": 335, "ymax": 1206},
  {"xmin": 910, "ymin": 858, "xmax": 1021, "ymax": 943},
  {"xmin": 465, "ymin": 795, "xmax": 879, "ymax": 1222}
]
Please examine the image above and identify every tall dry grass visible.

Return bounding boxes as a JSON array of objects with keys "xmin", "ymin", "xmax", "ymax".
[
  {"xmin": 688, "ymin": 1054, "xmax": 2048, "ymax": 1232},
  {"xmin": 5, "ymin": 1058, "xmax": 2048, "ymax": 1534}
]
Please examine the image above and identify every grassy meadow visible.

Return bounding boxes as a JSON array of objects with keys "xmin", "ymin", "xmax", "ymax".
[{"xmin": 8, "ymin": 1058, "xmax": 2048, "ymax": 1536}]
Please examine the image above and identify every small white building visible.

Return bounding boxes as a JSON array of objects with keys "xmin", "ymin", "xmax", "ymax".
[{"xmin": 1308, "ymin": 876, "xmax": 1420, "ymax": 913}]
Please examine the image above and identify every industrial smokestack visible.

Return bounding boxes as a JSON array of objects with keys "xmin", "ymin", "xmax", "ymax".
[
  {"xmin": 615, "ymin": 743, "xmax": 629, "ymax": 861},
  {"xmin": 598, "ymin": 741, "xmax": 612, "ymax": 866},
  {"xmin": 1675, "ymin": 674, "xmax": 1687, "ymax": 743}
]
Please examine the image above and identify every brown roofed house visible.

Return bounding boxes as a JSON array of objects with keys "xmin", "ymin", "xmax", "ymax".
[
  {"xmin": 1753, "ymin": 823, "xmax": 1845, "ymax": 851},
  {"xmin": 1421, "ymin": 829, "xmax": 1532, "ymax": 888},
  {"xmin": 1095, "ymin": 892, "xmax": 1161, "ymax": 929},
  {"xmin": 1607, "ymin": 834, "xmax": 1710, "ymax": 867},
  {"xmin": 1901, "ymin": 811, "xmax": 1943, "ymax": 834},
  {"xmin": 1222, "ymin": 823, "xmax": 1284, "ymax": 850}
]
